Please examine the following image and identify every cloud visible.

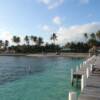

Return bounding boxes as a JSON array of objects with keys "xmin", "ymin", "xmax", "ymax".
[
  {"xmin": 41, "ymin": 25, "xmax": 51, "ymax": 32},
  {"xmin": 79, "ymin": 0, "xmax": 89, "ymax": 4},
  {"xmin": 53, "ymin": 16, "xmax": 62, "ymax": 25},
  {"xmin": 39, "ymin": 0, "xmax": 64, "ymax": 9},
  {"xmin": 0, "ymin": 32, "xmax": 26, "ymax": 46},
  {"xmin": 0, "ymin": 32, "xmax": 13, "ymax": 45},
  {"xmin": 1, "ymin": 22, "xmax": 100, "ymax": 46},
  {"xmin": 57, "ymin": 22, "xmax": 100, "ymax": 45}
]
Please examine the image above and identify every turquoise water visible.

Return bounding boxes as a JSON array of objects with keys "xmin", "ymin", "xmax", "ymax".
[{"xmin": 0, "ymin": 56, "xmax": 84, "ymax": 100}]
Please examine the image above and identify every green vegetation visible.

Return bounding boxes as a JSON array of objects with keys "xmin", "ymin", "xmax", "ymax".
[{"xmin": 0, "ymin": 31, "xmax": 100, "ymax": 53}]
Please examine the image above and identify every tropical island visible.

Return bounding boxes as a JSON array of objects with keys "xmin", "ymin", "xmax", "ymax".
[{"xmin": 0, "ymin": 31, "xmax": 100, "ymax": 57}]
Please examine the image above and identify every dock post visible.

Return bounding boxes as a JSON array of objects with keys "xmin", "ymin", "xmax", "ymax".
[
  {"xmin": 80, "ymin": 64, "xmax": 82, "ymax": 69},
  {"xmin": 84, "ymin": 61, "xmax": 87, "ymax": 64},
  {"xmin": 76, "ymin": 66, "xmax": 79, "ymax": 72},
  {"xmin": 86, "ymin": 68, "xmax": 89, "ymax": 78},
  {"xmin": 81, "ymin": 75, "xmax": 86, "ymax": 91},
  {"xmin": 71, "ymin": 69, "xmax": 74, "ymax": 85},
  {"xmin": 90, "ymin": 64, "xmax": 93, "ymax": 72},
  {"xmin": 68, "ymin": 92, "xmax": 77, "ymax": 100},
  {"xmin": 83, "ymin": 61, "xmax": 86, "ymax": 67}
]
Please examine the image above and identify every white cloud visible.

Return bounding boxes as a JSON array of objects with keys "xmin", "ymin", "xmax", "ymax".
[
  {"xmin": 39, "ymin": 0, "xmax": 64, "ymax": 9},
  {"xmin": 0, "ymin": 32, "xmax": 13, "ymax": 45},
  {"xmin": 53, "ymin": 16, "xmax": 62, "ymax": 25},
  {"xmin": 42, "ymin": 25, "xmax": 51, "ymax": 32},
  {"xmin": 0, "ymin": 32, "xmax": 26, "ymax": 46},
  {"xmin": 1, "ymin": 22, "xmax": 100, "ymax": 46},
  {"xmin": 57, "ymin": 22, "xmax": 100, "ymax": 45}
]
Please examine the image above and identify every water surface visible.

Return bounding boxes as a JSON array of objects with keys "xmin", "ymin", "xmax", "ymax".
[{"xmin": 0, "ymin": 56, "xmax": 84, "ymax": 100}]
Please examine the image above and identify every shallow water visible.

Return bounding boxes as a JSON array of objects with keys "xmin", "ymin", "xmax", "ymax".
[{"xmin": 0, "ymin": 56, "xmax": 84, "ymax": 100}]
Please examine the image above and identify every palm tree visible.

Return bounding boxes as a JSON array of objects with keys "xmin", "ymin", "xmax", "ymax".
[
  {"xmin": 0, "ymin": 40, "xmax": 3, "ymax": 49},
  {"xmin": 88, "ymin": 39, "xmax": 97, "ymax": 47},
  {"xmin": 90, "ymin": 33, "xmax": 96, "ymax": 40},
  {"xmin": 4, "ymin": 40, "xmax": 9, "ymax": 49},
  {"xmin": 96, "ymin": 30, "xmax": 100, "ymax": 40},
  {"xmin": 30, "ymin": 36, "xmax": 37, "ymax": 45},
  {"xmin": 12, "ymin": 36, "xmax": 16, "ymax": 44},
  {"xmin": 12, "ymin": 36, "xmax": 17, "ymax": 45},
  {"xmin": 16, "ymin": 37, "xmax": 20, "ymax": 45},
  {"xmin": 37, "ymin": 37, "xmax": 43, "ymax": 46},
  {"xmin": 84, "ymin": 33, "xmax": 88, "ymax": 41},
  {"xmin": 24, "ymin": 35, "xmax": 29, "ymax": 45},
  {"xmin": 50, "ymin": 33, "xmax": 59, "ymax": 53},
  {"xmin": 12, "ymin": 36, "xmax": 20, "ymax": 45},
  {"xmin": 50, "ymin": 33, "xmax": 57, "ymax": 45}
]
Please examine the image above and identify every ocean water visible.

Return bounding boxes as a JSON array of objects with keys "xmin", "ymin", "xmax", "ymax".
[{"xmin": 0, "ymin": 56, "xmax": 84, "ymax": 100}]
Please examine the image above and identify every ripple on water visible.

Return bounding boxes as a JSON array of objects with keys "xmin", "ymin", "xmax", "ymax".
[{"xmin": 0, "ymin": 56, "xmax": 84, "ymax": 100}]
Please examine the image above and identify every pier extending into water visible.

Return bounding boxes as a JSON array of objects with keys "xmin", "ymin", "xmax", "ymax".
[{"xmin": 68, "ymin": 55, "xmax": 100, "ymax": 100}]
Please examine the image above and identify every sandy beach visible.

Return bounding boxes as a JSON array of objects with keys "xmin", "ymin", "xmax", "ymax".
[
  {"xmin": 0, "ymin": 53, "xmax": 89, "ymax": 58},
  {"xmin": 27, "ymin": 53, "xmax": 88, "ymax": 58}
]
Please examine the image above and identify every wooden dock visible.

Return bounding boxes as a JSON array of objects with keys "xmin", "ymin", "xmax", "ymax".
[
  {"xmin": 78, "ymin": 55, "xmax": 100, "ymax": 100},
  {"xmin": 69, "ymin": 55, "xmax": 100, "ymax": 100}
]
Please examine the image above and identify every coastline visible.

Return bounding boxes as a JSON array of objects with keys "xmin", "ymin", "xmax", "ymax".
[
  {"xmin": 27, "ymin": 53, "xmax": 88, "ymax": 58},
  {"xmin": 0, "ymin": 53, "xmax": 89, "ymax": 58}
]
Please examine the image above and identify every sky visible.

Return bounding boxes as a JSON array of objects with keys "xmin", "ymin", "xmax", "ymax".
[{"xmin": 0, "ymin": 0, "xmax": 100, "ymax": 45}]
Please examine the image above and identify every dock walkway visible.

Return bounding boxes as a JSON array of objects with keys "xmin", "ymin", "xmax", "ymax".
[
  {"xmin": 69, "ymin": 55, "xmax": 100, "ymax": 100},
  {"xmin": 78, "ymin": 55, "xmax": 100, "ymax": 100}
]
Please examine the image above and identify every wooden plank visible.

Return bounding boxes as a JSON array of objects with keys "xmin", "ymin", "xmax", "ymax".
[
  {"xmin": 78, "ymin": 55, "xmax": 100, "ymax": 100},
  {"xmin": 78, "ymin": 94, "xmax": 100, "ymax": 100}
]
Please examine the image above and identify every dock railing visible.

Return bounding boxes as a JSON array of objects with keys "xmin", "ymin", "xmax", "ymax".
[{"xmin": 68, "ymin": 55, "xmax": 96, "ymax": 100}]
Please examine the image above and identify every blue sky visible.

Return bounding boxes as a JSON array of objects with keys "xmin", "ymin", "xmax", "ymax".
[{"xmin": 0, "ymin": 0, "xmax": 100, "ymax": 44}]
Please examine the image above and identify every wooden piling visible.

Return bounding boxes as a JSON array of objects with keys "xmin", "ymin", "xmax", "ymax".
[
  {"xmin": 68, "ymin": 92, "xmax": 77, "ymax": 100},
  {"xmin": 81, "ymin": 75, "xmax": 86, "ymax": 92},
  {"xmin": 71, "ymin": 69, "xmax": 74, "ymax": 86},
  {"xmin": 86, "ymin": 68, "xmax": 89, "ymax": 78},
  {"xmin": 76, "ymin": 66, "xmax": 79, "ymax": 72}
]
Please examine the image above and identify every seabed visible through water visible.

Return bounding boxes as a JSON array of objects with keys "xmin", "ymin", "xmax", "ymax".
[{"xmin": 0, "ymin": 56, "xmax": 84, "ymax": 100}]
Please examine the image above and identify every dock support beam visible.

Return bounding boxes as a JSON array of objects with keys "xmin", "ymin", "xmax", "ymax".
[
  {"xmin": 68, "ymin": 92, "xmax": 77, "ymax": 100},
  {"xmin": 76, "ymin": 66, "xmax": 79, "ymax": 72},
  {"xmin": 81, "ymin": 75, "xmax": 86, "ymax": 92},
  {"xmin": 86, "ymin": 68, "xmax": 89, "ymax": 78},
  {"xmin": 71, "ymin": 69, "xmax": 73, "ymax": 85},
  {"xmin": 90, "ymin": 64, "xmax": 93, "ymax": 72},
  {"xmin": 80, "ymin": 64, "xmax": 82, "ymax": 69},
  {"xmin": 83, "ymin": 61, "xmax": 86, "ymax": 67}
]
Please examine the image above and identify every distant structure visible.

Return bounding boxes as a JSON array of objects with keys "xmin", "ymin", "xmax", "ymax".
[{"xmin": 89, "ymin": 46, "xmax": 96, "ymax": 57}]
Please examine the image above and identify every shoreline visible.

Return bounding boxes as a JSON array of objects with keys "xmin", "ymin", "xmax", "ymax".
[
  {"xmin": 0, "ymin": 53, "xmax": 89, "ymax": 58},
  {"xmin": 27, "ymin": 53, "xmax": 88, "ymax": 58}
]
